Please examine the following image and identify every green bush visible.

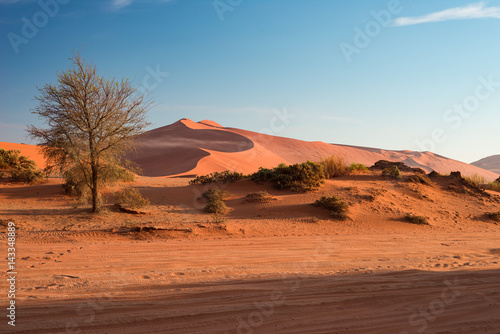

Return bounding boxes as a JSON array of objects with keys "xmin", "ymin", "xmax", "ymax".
[
  {"xmin": 348, "ymin": 163, "xmax": 370, "ymax": 174},
  {"xmin": 320, "ymin": 155, "xmax": 347, "ymax": 178},
  {"xmin": 0, "ymin": 148, "xmax": 47, "ymax": 183},
  {"xmin": 115, "ymin": 188, "xmax": 150, "ymax": 208},
  {"xmin": 465, "ymin": 173, "xmax": 485, "ymax": 187},
  {"xmin": 190, "ymin": 170, "xmax": 245, "ymax": 185},
  {"xmin": 204, "ymin": 198, "xmax": 228, "ymax": 214},
  {"xmin": 202, "ymin": 189, "xmax": 229, "ymax": 214},
  {"xmin": 202, "ymin": 188, "xmax": 229, "ymax": 201},
  {"xmin": 404, "ymin": 214, "xmax": 429, "ymax": 225},
  {"xmin": 489, "ymin": 182, "xmax": 500, "ymax": 192},
  {"xmin": 313, "ymin": 196, "xmax": 349, "ymax": 219},
  {"xmin": 382, "ymin": 166, "xmax": 402, "ymax": 180},
  {"xmin": 11, "ymin": 167, "xmax": 47, "ymax": 183},
  {"xmin": 250, "ymin": 161, "xmax": 324, "ymax": 192}
]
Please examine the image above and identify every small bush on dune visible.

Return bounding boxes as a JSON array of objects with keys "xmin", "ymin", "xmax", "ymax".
[
  {"xmin": 244, "ymin": 191, "xmax": 276, "ymax": 203},
  {"xmin": 115, "ymin": 188, "xmax": 150, "ymax": 208},
  {"xmin": 382, "ymin": 166, "xmax": 402, "ymax": 180},
  {"xmin": 465, "ymin": 173, "xmax": 485, "ymax": 187},
  {"xmin": 489, "ymin": 182, "xmax": 500, "ymax": 192},
  {"xmin": 204, "ymin": 199, "xmax": 228, "ymax": 214},
  {"xmin": 190, "ymin": 170, "xmax": 245, "ymax": 185},
  {"xmin": 202, "ymin": 188, "xmax": 230, "ymax": 202},
  {"xmin": 404, "ymin": 214, "xmax": 429, "ymax": 225},
  {"xmin": 320, "ymin": 155, "xmax": 348, "ymax": 178},
  {"xmin": 313, "ymin": 196, "xmax": 349, "ymax": 220},
  {"xmin": 202, "ymin": 189, "xmax": 229, "ymax": 214},
  {"xmin": 348, "ymin": 163, "xmax": 369, "ymax": 174},
  {"xmin": 0, "ymin": 148, "xmax": 47, "ymax": 183},
  {"xmin": 251, "ymin": 161, "xmax": 324, "ymax": 192}
]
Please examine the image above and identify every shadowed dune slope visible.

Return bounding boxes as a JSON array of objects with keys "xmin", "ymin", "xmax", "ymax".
[
  {"xmin": 126, "ymin": 119, "xmax": 254, "ymax": 177},
  {"xmin": 472, "ymin": 155, "xmax": 500, "ymax": 174},
  {"xmin": 130, "ymin": 119, "xmax": 499, "ymax": 180},
  {"xmin": 2, "ymin": 119, "xmax": 498, "ymax": 180}
]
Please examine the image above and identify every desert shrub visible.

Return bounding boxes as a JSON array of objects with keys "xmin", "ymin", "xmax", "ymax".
[
  {"xmin": 115, "ymin": 188, "xmax": 150, "ymax": 208},
  {"xmin": 249, "ymin": 167, "xmax": 275, "ymax": 184},
  {"xmin": 244, "ymin": 191, "xmax": 276, "ymax": 203},
  {"xmin": 11, "ymin": 167, "xmax": 47, "ymax": 183},
  {"xmin": 63, "ymin": 163, "xmax": 135, "ymax": 200},
  {"xmin": 204, "ymin": 199, "xmax": 228, "ymax": 214},
  {"xmin": 495, "ymin": 176, "xmax": 500, "ymax": 183},
  {"xmin": 250, "ymin": 161, "xmax": 324, "ymax": 192},
  {"xmin": 320, "ymin": 155, "xmax": 347, "ymax": 178},
  {"xmin": 405, "ymin": 174, "xmax": 432, "ymax": 185},
  {"xmin": 382, "ymin": 166, "xmax": 402, "ymax": 180},
  {"xmin": 313, "ymin": 196, "xmax": 349, "ymax": 219},
  {"xmin": 0, "ymin": 148, "xmax": 47, "ymax": 183},
  {"xmin": 465, "ymin": 173, "xmax": 485, "ymax": 187},
  {"xmin": 202, "ymin": 188, "xmax": 229, "ymax": 201},
  {"xmin": 489, "ymin": 182, "xmax": 500, "ymax": 192},
  {"xmin": 487, "ymin": 211, "xmax": 500, "ymax": 222},
  {"xmin": 190, "ymin": 170, "xmax": 245, "ymax": 185},
  {"xmin": 404, "ymin": 214, "xmax": 429, "ymax": 225},
  {"xmin": 202, "ymin": 189, "xmax": 229, "ymax": 214},
  {"xmin": 348, "ymin": 163, "xmax": 369, "ymax": 174}
]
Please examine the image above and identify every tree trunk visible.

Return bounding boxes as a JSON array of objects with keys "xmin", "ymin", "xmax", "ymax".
[{"xmin": 91, "ymin": 163, "xmax": 98, "ymax": 212}]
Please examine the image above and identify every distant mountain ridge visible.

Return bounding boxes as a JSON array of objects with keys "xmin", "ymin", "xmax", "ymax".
[{"xmin": 471, "ymin": 155, "xmax": 500, "ymax": 174}]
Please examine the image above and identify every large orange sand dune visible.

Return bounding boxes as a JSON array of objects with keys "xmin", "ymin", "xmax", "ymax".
[{"xmin": 128, "ymin": 118, "xmax": 500, "ymax": 181}]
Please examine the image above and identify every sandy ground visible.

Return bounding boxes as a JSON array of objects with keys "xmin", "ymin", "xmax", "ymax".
[{"xmin": 1, "ymin": 173, "xmax": 500, "ymax": 333}]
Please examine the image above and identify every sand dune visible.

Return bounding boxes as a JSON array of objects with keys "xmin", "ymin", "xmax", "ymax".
[
  {"xmin": 472, "ymin": 154, "xmax": 500, "ymax": 174},
  {"xmin": 2, "ymin": 119, "xmax": 498, "ymax": 181},
  {"xmin": 129, "ymin": 119, "xmax": 499, "ymax": 181}
]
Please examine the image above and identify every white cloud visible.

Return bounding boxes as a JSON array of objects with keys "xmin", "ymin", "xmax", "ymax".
[
  {"xmin": 110, "ymin": 0, "xmax": 175, "ymax": 10},
  {"xmin": 393, "ymin": 1, "xmax": 500, "ymax": 27},
  {"xmin": 112, "ymin": 0, "xmax": 133, "ymax": 9}
]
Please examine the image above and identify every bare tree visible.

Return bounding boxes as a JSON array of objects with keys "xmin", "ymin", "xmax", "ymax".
[{"xmin": 29, "ymin": 51, "xmax": 152, "ymax": 212}]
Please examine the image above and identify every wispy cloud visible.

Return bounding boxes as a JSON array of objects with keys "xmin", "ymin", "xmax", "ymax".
[
  {"xmin": 112, "ymin": 0, "xmax": 133, "ymax": 9},
  {"xmin": 393, "ymin": 1, "xmax": 500, "ymax": 27},
  {"xmin": 110, "ymin": 0, "xmax": 174, "ymax": 10}
]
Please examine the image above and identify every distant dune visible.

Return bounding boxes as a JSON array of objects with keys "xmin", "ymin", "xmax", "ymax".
[
  {"xmin": 126, "ymin": 118, "xmax": 499, "ymax": 181},
  {"xmin": 2, "ymin": 119, "xmax": 498, "ymax": 181},
  {"xmin": 471, "ymin": 155, "xmax": 500, "ymax": 175}
]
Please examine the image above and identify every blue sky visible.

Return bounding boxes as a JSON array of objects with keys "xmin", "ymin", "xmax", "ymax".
[{"xmin": 1, "ymin": 0, "xmax": 500, "ymax": 163}]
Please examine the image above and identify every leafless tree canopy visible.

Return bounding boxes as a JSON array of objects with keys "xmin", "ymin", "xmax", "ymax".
[{"xmin": 28, "ymin": 52, "xmax": 152, "ymax": 212}]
